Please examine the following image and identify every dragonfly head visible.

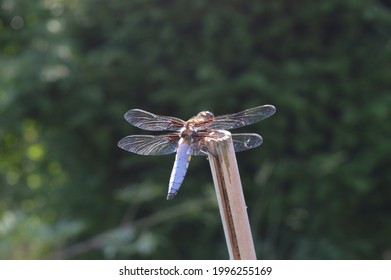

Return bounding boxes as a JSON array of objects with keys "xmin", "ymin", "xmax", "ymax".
[{"xmin": 197, "ymin": 111, "xmax": 214, "ymax": 120}]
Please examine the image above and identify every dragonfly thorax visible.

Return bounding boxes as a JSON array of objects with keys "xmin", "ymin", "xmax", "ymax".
[
  {"xmin": 184, "ymin": 111, "xmax": 214, "ymax": 132},
  {"xmin": 179, "ymin": 126, "xmax": 196, "ymax": 140}
]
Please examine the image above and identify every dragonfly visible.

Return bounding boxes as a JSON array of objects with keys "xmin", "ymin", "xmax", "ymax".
[{"xmin": 118, "ymin": 105, "xmax": 276, "ymax": 200}]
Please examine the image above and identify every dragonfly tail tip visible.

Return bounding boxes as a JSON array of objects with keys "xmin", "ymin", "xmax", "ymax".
[{"xmin": 166, "ymin": 193, "xmax": 176, "ymax": 200}]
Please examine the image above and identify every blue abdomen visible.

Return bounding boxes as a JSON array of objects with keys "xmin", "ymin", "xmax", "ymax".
[{"xmin": 167, "ymin": 140, "xmax": 191, "ymax": 200}]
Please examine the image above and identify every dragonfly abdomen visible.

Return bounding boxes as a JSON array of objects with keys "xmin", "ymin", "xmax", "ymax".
[{"xmin": 167, "ymin": 140, "xmax": 191, "ymax": 200}]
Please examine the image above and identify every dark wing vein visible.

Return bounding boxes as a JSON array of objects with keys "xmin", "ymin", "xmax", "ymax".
[
  {"xmin": 209, "ymin": 105, "xmax": 276, "ymax": 130},
  {"xmin": 117, "ymin": 135, "xmax": 179, "ymax": 155},
  {"xmin": 124, "ymin": 109, "xmax": 185, "ymax": 131}
]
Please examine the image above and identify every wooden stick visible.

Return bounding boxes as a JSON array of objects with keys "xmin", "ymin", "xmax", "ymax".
[{"xmin": 206, "ymin": 130, "xmax": 257, "ymax": 260}]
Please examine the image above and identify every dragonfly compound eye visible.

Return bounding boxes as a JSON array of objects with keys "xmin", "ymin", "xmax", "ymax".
[{"xmin": 197, "ymin": 111, "xmax": 214, "ymax": 120}]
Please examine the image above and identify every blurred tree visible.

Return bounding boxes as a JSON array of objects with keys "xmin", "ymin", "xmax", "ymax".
[{"xmin": 0, "ymin": 0, "xmax": 390, "ymax": 259}]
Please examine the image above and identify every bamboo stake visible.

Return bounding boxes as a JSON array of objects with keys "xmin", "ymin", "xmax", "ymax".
[{"xmin": 206, "ymin": 130, "xmax": 257, "ymax": 260}]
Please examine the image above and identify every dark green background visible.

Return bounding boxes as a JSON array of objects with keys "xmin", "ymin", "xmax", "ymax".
[{"xmin": 1, "ymin": 0, "xmax": 390, "ymax": 259}]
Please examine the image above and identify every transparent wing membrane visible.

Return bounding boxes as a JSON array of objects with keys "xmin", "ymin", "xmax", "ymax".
[
  {"xmin": 209, "ymin": 105, "xmax": 276, "ymax": 130},
  {"xmin": 188, "ymin": 133, "xmax": 263, "ymax": 156},
  {"xmin": 124, "ymin": 109, "xmax": 185, "ymax": 131},
  {"xmin": 118, "ymin": 135, "xmax": 179, "ymax": 155},
  {"xmin": 231, "ymin": 133, "xmax": 263, "ymax": 152}
]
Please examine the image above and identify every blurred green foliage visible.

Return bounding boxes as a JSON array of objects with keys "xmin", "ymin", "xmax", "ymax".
[{"xmin": 1, "ymin": 0, "xmax": 391, "ymax": 259}]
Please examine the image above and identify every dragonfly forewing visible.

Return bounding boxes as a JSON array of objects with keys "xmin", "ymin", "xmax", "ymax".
[
  {"xmin": 124, "ymin": 109, "xmax": 185, "ymax": 131},
  {"xmin": 209, "ymin": 105, "xmax": 276, "ymax": 130},
  {"xmin": 118, "ymin": 135, "xmax": 179, "ymax": 155}
]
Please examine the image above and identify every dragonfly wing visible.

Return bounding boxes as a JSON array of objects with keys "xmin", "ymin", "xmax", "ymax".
[
  {"xmin": 189, "ymin": 133, "xmax": 263, "ymax": 156},
  {"xmin": 231, "ymin": 133, "xmax": 263, "ymax": 152},
  {"xmin": 124, "ymin": 109, "xmax": 185, "ymax": 131},
  {"xmin": 209, "ymin": 105, "xmax": 276, "ymax": 130},
  {"xmin": 118, "ymin": 135, "xmax": 179, "ymax": 155}
]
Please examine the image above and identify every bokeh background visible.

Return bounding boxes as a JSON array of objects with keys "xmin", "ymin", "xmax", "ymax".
[{"xmin": 1, "ymin": 0, "xmax": 391, "ymax": 259}]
